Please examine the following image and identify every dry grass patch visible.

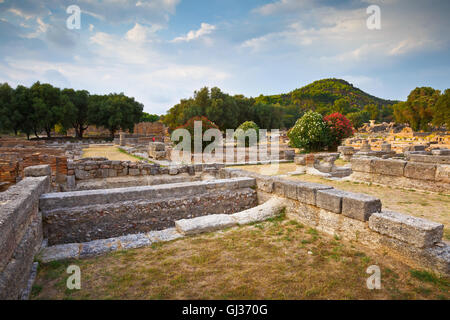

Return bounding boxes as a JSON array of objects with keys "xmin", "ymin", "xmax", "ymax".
[
  {"xmin": 32, "ymin": 216, "xmax": 449, "ymax": 300},
  {"xmin": 82, "ymin": 145, "xmax": 139, "ymax": 162}
]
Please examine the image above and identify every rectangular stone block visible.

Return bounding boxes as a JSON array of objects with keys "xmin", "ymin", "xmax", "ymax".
[
  {"xmin": 273, "ymin": 178, "xmax": 285, "ymax": 196},
  {"xmin": 24, "ymin": 165, "xmax": 51, "ymax": 177},
  {"xmin": 341, "ymin": 191, "xmax": 382, "ymax": 222},
  {"xmin": 350, "ymin": 157, "xmax": 375, "ymax": 173},
  {"xmin": 296, "ymin": 182, "xmax": 333, "ymax": 206},
  {"xmin": 372, "ymin": 159, "xmax": 406, "ymax": 176},
  {"xmin": 255, "ymin": 175, "xmax": 275, "ymax": 193},
  {"xmin": 316, "ymin": 189, "xmax": 346, "ymax": 213},
  {"xmin": 404, "ymin": 162, "xmax": 437, "ymax": 181},
  {"xmin": 272, "ymin": 180, "xmax": 298, "ymax": 199},
  {"xmin": 435, "ymin": 165, "xmax": 450, "ymax": 183},
  {"xmin": 431, "ymin": 149, "xmax": 450, "ymax": 156},
  {"xmin": 175, "ymin": 214, "xmax": 237, "ymax": 235},
  {"xmin": 409, "ymin": 154, "xmax": 450, "ymax": 164},
  {"xmin": 369, "ymin": 210, "xmax": 444, "ymax": 248}
]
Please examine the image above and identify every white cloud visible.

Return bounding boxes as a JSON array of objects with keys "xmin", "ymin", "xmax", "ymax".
[
  {"xmin": 171, "ymin": 23, "xmax": 216, "ymax": 43},
  {"xmin": 8, "ymin": 8, "xmax": 33, "ymax": 20},
  {"xmin": 125, "ymin": 23, "xmax": 162, "ymax": 43},
  {"xmin": 253, "ymin": 0, "xmax": 313, "ymax": 15}
]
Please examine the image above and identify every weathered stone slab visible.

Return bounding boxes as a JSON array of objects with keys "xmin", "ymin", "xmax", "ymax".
[
  {"xmin": 369, "ymin": 211, "xmax": 444, "ymax": 248},
  {"xmin": 40, "ymin": 178, "xmax": 255, "ymax": 210},
  {"xmin": 232, "ymin": 197, "xmax": 285, "ymax": 225},
  {"xmin": 316, "ymin": 189, "xmax": 347, "ymax": 213},
  {"xmin": 409, "ymin": 154, "xmax": 450, "ymax": 164},
  {"xmin": 435, "ymin": 164, "xmax": 450, "ymax": 183},
  {"xmin": 38, "ymin": 243, "xmax": 80, "ymax": 263},
  {"xmin": 350, "ymin": 157, "xmax": 376, "ymax": 173},
  {"xmin": 404, "ymin": 162, "xmax": 437, "ymax": 181},
  {"xmin": 372, "ymin": 159, "xmax": 406, "ymax": 176},
  {"xmin": 296, "ymin": 182, "xmax": 333, "ymax": 206},
  {"xmin": 24, "ymin": 165, "xmax": 51, "ymax": 177},
  {"xmin": 431, "ymin": 149, "xmax": 450, "ymax": 156},
  {"xmin": 341, "ymin": 192, "xmax": 381, "ymax": 222},
  {"xmin": 43, "ymin": 188, "xmax": 256, "ymax": 245},
  {"xmin": 0, "ymin": 212, "xmax": 42, "ymax": 300},
  {"xmin": 175, "ymin": 214, "xmax": 237, "ymax": 235},
  {"xmin": 80, "ymin": 238, "xmax": 121, "ymax": 258}
]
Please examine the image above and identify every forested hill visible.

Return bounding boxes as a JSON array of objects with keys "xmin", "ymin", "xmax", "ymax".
[
  {"xmin": 255, "ymin": 78, "xmax": 398, "ymax": 112},
  {"xmin": 162, "ymin": 78, "xmax": 399, "ymax": 130}
]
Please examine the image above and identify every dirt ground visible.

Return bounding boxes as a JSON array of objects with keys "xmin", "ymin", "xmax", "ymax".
[
  {"xmin": 82, "ymin": 145, "xmax": 139, "ymax": 162},
  {"xmin": 32, "ymin": 215, "xmax": 449, "ymax": 300},
  {"xmin": 234, "ymin": 163, "xmax": 450, "ymax": 241}
]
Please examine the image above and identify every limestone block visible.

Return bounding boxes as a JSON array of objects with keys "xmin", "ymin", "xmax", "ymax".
[
  {"xmin": 341, "ymin": 191, "xmax": 382, "ymax": 222},
  {"xmin": 404, "ymin": 162, "xmax": 437, "ymax": 181},
  {"xmin": 296, "ymin": 182, "xmax": 333, "ymax": 206},
  {"xmin": 435, "ymin": 165, "xmax": 450, "ymax": 183},
  {"xmin": 24, "ymin": 165, "xmax": 51, "ymax": 177},
  {"xmin": 38, "ymin": 243, "xmax": 80, "ymax": 263},
  {"xmin": 74, "ymin": 169, "xmax": 90, "ymax": 180},
  {"xmin": 175, "ymin": 214, "xmax": 237, "ymax": 235},
  {"xmin": 128, "ymin": 168, "xmax": 140, "ymax": 176},
  {"xmin": 255, "ymin": 175, "xmax": 275, "ymax": 193},
  {"xmin": 431, "ymin": 149, "xmax": 450, "ymax": 156},
  {"xmin": 66, "ymin": 175, "xmax": 76, "ymax": 190},
  {"xmin": 371, "ymin": 158, "xmax": 406, "ymax": 176},
  {"xmin": 294, "ymin": 155, "xmax": 306, "ymax": 165},
  {"xmin": 369, "ymin": 210, "xmax": 444, "ymax": 248},
  {"xmin": 350, "ymin": 157, "xmax": 375, "ymax": 173},
  {"xmin": 316, "ymin": 189, "xmax": 346, "ymax": 213},
  {"xmin": 274, "ymin": 180, "xmax": 298, "ymax": 199},
  {"xmin": 232, "ymin": 197, "xmax": 285, "ymax": 225}
]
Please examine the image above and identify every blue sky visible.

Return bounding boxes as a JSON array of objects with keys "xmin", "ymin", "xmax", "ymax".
[{"xmin": 0, "ymin": 0, "xmax": 449, "ymax": 114}]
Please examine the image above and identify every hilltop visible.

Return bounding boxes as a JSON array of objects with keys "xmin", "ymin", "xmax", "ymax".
[{"xmin": 255, "ymin": 78, "xmax": 398, "ymax": 112}]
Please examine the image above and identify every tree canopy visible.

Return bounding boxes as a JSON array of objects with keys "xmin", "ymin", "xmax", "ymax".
[{"xmin": 0, "ymin": 81, "xmax": 144, "ymax": 138}]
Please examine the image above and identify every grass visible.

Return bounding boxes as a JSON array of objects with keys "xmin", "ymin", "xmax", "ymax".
[
  {"xmin": 32, "ymin": 216, "xmax": 449, "ymax": 300},
  {"xmin": 82, "ymin": 145, "xmax": 139, "ymax": 162},
  {"xmin": 117, "ymin": 148, "xmax": 153, "ymax": 163}
]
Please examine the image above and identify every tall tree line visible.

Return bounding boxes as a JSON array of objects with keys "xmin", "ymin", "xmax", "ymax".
[
  {"xmin": 393, "ymin": 87, "xmax": 450, "ymax": 131},
  {"xmin": 162, "ymin": 87, "xmax": 285, "ymax": 131},
  {"xmin": 0, "ymin": 82, "xmax": 145, "ymax": 138}
]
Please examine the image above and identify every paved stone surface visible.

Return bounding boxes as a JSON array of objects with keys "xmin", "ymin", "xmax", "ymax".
[{"xmin": 369, "ymin": 210, "xmax": 444, "ymax": 248}]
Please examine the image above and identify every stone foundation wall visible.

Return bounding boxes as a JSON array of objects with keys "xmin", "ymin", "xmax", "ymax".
[
  {"xmin": 66, "ymin": 158, "xmax": 224, "ymax": 190},
  {"xmin": 350, "ymin": 157, "xmax": 450, "ymax": 193},
  {"xmin": 0, "ymin": 168, "xmax": 50, "ymax": 299},
  {"xmin": 0, "ymin": 148, "xmax": 68, "ymax": 191},
  {"xmin": 220, "ymin": 168, "xmax": 449, "ymax": 275},
  {"xmin": 40, "ymin": 177, "xmax": 257, "ymax": 245}
]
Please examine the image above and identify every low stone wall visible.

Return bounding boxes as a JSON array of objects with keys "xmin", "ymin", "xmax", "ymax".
[
  {"xmin": 350, "ymin": 157, "xmax": 450, "ymax": 193},
  {"xmin": 66, "ymin": 158, "xmax": 224, "ymax": 190},
  {"xmin": 40, "ymin": 178, "xmax": 257, "ymax": 245},
  {"xmin": 220, "ymin": 168, "xmax": 449, "ymax": 275},
  {"xmin": 0, "ymin": 167, "xmax": 50, "ymax": 299}
]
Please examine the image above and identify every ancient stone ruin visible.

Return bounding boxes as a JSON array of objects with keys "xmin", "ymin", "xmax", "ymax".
[{"xmin": 1, "ymin": 157, "xmax": 448, "ymax": 299}]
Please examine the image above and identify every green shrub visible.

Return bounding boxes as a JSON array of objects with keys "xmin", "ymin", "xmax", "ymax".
[
  {"xmin": 234, "ymin": 121, "xmax": 260, "ymax": 147},
  {"xmin": 287, "ymin": 111, "xmax": 331, "ymax": 152}
]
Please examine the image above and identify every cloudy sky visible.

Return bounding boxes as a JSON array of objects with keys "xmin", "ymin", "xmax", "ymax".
[{"xmin": 0, "ymin": 0, "xmax": 449, "ymax": 114}]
